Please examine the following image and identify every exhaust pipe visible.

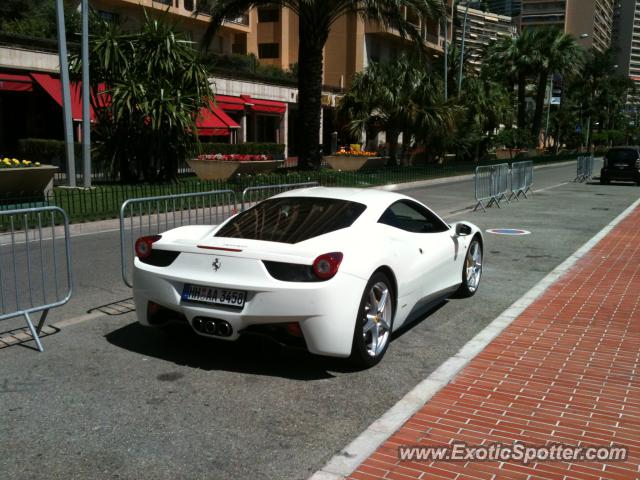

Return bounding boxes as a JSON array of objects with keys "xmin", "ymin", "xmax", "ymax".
[
  {"xmin": 192, "ymin": 317, "xmax": 204, "ymax": 332},
  {"xmin": 204, "ymin": 320, "xmax": 217, "ymax": 335},
  {"xmin": 216, "ymin": 321, "xmax": 233, "ymax": 337}
]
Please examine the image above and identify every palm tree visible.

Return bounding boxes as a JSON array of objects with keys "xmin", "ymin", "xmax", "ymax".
[
  {"xmin": 338, "ymin": 55, "xmax": 459, "ymax": 164},
  {"xmin": 459, "ymin": 76, "xmax": 513, "ymax": 161},
  {"xmin": 72, "ymin": 13, "xmax": 213, "ymax": 181},
  {"xmin": 530, "ymin": 29, "xmax": 583, "ymax": 147},
  {"xmin": 483, "ymin": 28, "xmax": 540, "ymax": 131},
  {"xmin": 199, "ymin": 0, "xmax": 444, "ymax": 169}
]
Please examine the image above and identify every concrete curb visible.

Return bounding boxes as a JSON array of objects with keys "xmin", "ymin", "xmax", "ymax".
[
  {"xmin": 378, "ymin": 159, "xmax": 579, "ymax": 192},
  {"xmin": 14, "ymin": 159, "xmax": 580, "ymax": 240},
  {"xmin": 308, "ymin": 194, "xmax": 640, "ymax": 480}
]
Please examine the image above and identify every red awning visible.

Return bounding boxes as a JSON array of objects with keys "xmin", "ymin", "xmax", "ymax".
[
  {"xmin": 0, "ymin": 73, "xmax": 33, "ymax": 92},
  {"xmin": 31, "ymin": 73, "xmax": 99, "ymax": 122},
  {"xmin": 197, "ymin": 101, "xmax": 240, "ymax": 136},
  {"xmin": 215, "ymin": 94, "xmax": 247, "ymax": 111},
  {"xmin": 240, "ymin": 95, "xmax": 286, "ymax": 115}
]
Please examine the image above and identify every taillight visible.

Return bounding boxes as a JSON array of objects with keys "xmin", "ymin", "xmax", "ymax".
[
  {"xmin": 312, "ymin": 252, "xmax": 343, "ymax": 280},
  {"xmin": 135, "ymin": 235, "xmax": 161, "ymax": 259}
]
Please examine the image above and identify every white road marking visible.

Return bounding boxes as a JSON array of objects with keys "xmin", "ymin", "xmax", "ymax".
[{"xmin": 441, "ymin": 181, "xmax": 571, "ymax": 219}]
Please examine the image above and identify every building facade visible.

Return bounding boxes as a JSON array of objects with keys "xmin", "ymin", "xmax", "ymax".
[
  {"xmin": 0, "ymin": 0, "xmax": 453, "ymax": 158},
  {"xmin": 82, "ymin": 0, "xmax": 449, "ymax": 90},
  {"xmin": 455, "ymin": 5, "xmax": 517, "ymax": 73},
  {"xmin": 519, "ymin": 0, "xmax": 615, "ymax": 52},
  {"xmin": 486, "ymin": 0, "xmax": 522, "ymax": 17},
  {"xmin": 612, "ymin": 0, "xmax": 640, "ymax": 99}
]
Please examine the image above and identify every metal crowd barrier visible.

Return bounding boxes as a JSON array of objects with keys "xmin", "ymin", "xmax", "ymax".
[
  {"xmin": 510, "ymin": 160, "xmax": 534, "ymax": 200},
  {"xmin": 0, "ymin": 206, "xmax": 73, "ymax": 351},
  {"xmin": 119, "ymin": 190, "xmax": 237, "ymax": 287},
  {"xmin": 575, "ymin": 156, "xmax": 595, "ymax": 182},
  {"xmin": 241, "ymin": 182, "xmax": 319, "ymax": 211},
  {"xmin": 474, "ymin": 163, "xmax": 510, "ymax": 212}
]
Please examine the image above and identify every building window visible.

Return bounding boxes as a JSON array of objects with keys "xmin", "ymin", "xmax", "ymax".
[
  {"xmin": 232, "ymin": 34, "xmax": 247, "ymax": 55},
  {"xmin": 258, "ymin": 43, "xmax": 280, "ymax": 59},
  {"xmin": 258, "ymin": 7, "xmax": 280, "ymax": 23},
  {"xmin": 98, "ymin": 10, "xmax": 120, "ymax": 23},
  {"xmin": 184, "ymin": 0, "xmax": 194, "ymax": 11}
]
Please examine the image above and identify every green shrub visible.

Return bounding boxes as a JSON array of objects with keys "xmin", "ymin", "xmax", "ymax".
[{"xmin": 17, "ymin": 138, "xmax": 82, "ymax": 164}]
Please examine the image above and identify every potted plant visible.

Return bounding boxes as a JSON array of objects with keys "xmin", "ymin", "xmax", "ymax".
[
  {"xmin": 0, "ymin": 157, "xmax": 58, "ymax": 201},
  {"xmin": 186, "ymin": 154, "xmax": 284, "ymax": 181},
  {"xmin": 325, "ymin": 147, "xmax": 387, "ymax": 171}
]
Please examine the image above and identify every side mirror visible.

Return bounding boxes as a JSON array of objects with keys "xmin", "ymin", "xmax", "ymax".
[{"xmin": 455, "ymin": 223, "xmax": 472, "ymax": 237}]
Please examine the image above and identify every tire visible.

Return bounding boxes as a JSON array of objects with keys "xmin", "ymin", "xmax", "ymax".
[
  {"xmin": 350, "ymin": 272, "xmax": 394, "ymax": 368},
  {"xmin": 455, "ymin": 236, "xmax": 483, "ymax": 298}
]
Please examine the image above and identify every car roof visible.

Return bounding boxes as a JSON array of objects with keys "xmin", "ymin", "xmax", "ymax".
[{"xmin": 608, "ymin": 145, "xmax": 640, "ymax": 151}]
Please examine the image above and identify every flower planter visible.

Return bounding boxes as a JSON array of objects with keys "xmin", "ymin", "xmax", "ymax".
[
  {"xmin": 325, "ymin": 156, "xmax": 387, "ymax": 171},
  {"xmin": 0, "ymin": 165, "xmax": 58, "ymax": 200},
  {"xmin": 186, "ymin": 158, "xmax": 284, "ymax": 181}
]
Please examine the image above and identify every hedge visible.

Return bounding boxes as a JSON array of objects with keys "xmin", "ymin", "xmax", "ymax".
[
  {"xmin": 18, "ymin": 138, "xmax": 286, "ymax": 162},
  {"xmin": 17, "ymin": 138, "xmax": 82, "ymax": 164},
  {"xmin": 199, "ymin": 142, "xmax": 286, "ymax": 156}
]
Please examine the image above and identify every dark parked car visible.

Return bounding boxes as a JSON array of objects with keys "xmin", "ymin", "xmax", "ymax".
[{"xmin": 601, "ymin": 146, "xmax": 640, "ymax": 185}]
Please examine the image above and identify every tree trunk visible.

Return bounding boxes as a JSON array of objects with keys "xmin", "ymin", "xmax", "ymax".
[
  {"xmin": 297, "ymin": 29, "xmax": 326, "ymax": 170},
  {"xmin": 387, "ymin": 129, "xmax": 400, "ymax": 166},
  {"xmin": 517, "ymin": 72, "xmax": 526, "ymax": 130},
  {"xmin": 531, "ymin": 71, "xmax": 548, "ymax": 148}
]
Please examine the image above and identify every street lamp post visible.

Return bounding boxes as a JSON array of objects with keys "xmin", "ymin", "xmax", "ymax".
[
  {"xmin": 443, "ymin": 10, "xmax": 448, "ymax": 100},
  {"xmin": 81, "ymin": 0, "xmax": 91, "ymax": 188},
  {"xmin": 544, "ymin": 74, "xmax": 553, "ymax": 148},
  {"xmin": 54, "ymin": 0, "xmax": 76, "ymax": 187},
  {"xmin": 457, "ymin": 0, "xmax": 481, "ymax": 94},
  {"xmin": 458, "ymin": 1, "xmax": 471, "ymax": 94}
]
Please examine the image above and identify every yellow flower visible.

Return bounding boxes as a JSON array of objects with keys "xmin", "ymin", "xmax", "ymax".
[
  {"xmin": 35, "ymin": 162, "xmax": 41, "ymax": 166},
  {"xmin": 13, "ymin": 158, "xmax": 20, "ymax": 164},
  {"xmin": 22, "ymin": 160, "xmax": 31, "ymax": 165}
]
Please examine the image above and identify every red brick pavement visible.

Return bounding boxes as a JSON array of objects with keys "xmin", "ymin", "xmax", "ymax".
[{"xmin": 349, "ymin": 206, "xmax": 640, "ymax": 480}]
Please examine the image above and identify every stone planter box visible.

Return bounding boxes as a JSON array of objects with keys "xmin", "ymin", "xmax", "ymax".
[
  {"xmin": 0, "ymin": 165, "xmax": 58, "ymax": 199},
  {"xmin": 495, "ymin": 149, "xmax": 513, "ymax": 160},
  {"xmin": 325, "ymin": 155, "xmax": 387, "ymax": 171},
  {"xmin": 186, "ymin": 159, "xmax": 284, "ymax": 181}
]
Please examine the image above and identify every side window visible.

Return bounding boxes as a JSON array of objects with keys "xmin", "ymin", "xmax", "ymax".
[{"xmin": 378, "ymin": 200, "xmax": 448, "ymax": 233}]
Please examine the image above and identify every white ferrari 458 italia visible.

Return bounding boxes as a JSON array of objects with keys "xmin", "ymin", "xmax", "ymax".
[{"xmin": 133, "ymin": 187, "xmax": 483, "ymax": 367}]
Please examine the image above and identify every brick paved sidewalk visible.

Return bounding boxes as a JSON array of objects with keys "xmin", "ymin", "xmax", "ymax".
[{"xmin": 349, "ymin": 206, "xmax": 640, "ymax": 480}]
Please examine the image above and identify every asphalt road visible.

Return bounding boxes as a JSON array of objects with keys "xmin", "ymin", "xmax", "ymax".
[
  {"xmin": 1, "ymin": 160, "xmax": 590, "ymax": 328},
  {"xmin": 2, "ymin": 161, "xmax": 639, "ymax": 480}
]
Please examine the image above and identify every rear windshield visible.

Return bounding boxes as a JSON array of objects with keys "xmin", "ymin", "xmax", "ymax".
[
  {"xmin": 606, "ymin": 149, "xmax": 639, "ymax": 164},
  {"xmin": 215, "ymin": 197, "xmax": 367, "ymax": 244}
]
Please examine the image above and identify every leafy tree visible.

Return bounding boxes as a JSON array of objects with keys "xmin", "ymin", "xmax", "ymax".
[
  {"xmin": 483, "ymin": 29, "xmax": 540, "ymax": 130},
  {"xmin": 338, "ymin": 55, "xmax": 460, "ymax": 164},
  {"xmin": 71, "ymin": 13, "xmax": 213, "ymax": 181},
  {"xmin": 198, "ymin": 0, "xmax": 444, "ymax": 169},
  {"xmin": 568, "ymin": 48, "xmax": 635, "ymax": 151},
  {"xmin": 0, "ymin": 0, "xmax": 79, "ymax": 39},
  {"xmin": 529, "ymin": 29, "xmax": 583, "ymax": 147},
  {"xmin": 458, "ymin": 76, "xmax": 513, "ymax": 161}
]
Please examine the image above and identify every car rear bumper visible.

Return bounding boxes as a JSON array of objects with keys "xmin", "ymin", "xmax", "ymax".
[
  {"xmin": 601, "ymin": 167, "xmax": 640, "ymax": 182},
  {"xmin": 132, "ymin": 261, "xmax": 366, "ymax": 358}
]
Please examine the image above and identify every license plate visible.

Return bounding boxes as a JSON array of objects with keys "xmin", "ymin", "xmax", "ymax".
[
  {"xmin": 614, "ymin": 163, "xmax": 628, "ymax": 168},
  {"xmin": 181, "ymin": 284, "xmax": 246, "ymax": 308}
]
